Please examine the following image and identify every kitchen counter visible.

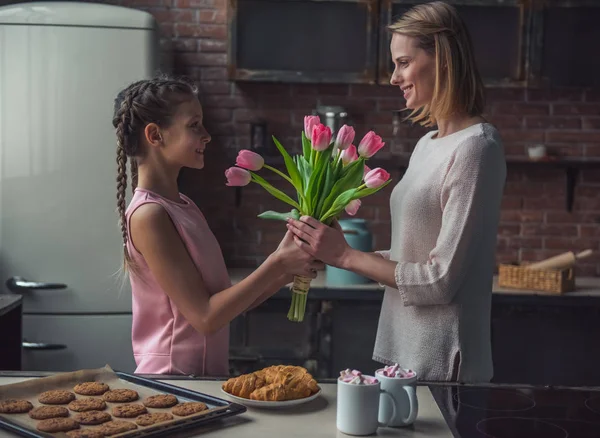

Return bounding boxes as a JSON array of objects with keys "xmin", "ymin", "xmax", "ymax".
[
  {"xmin": 0, "ymin": 295, "xmax": 21, "ymax": 317},
  {"xmin": 229, "ymin": 268, "xmax": 600, "ymax": 301},
  {"xmin": 0, "ymin": 375, "xmax": 452, "ymax": 438},
  {"xmin": 0, "ymin": 296, "xmax": 22, "ymax": 371}
]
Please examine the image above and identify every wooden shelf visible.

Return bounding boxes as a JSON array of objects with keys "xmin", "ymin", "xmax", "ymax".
[{"xmin": 506, "ymin": 157, "xmax": 600, "ymax": 212}]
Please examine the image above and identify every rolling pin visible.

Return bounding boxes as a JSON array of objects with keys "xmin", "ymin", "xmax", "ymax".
[{"xmin": 525, "ymin": 249, "xmax": 594, "ymax": 270}]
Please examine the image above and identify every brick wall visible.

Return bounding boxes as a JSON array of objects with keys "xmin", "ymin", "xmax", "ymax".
[{"xmin": 4, "ymin": 0, "xmax": 599, "ymax": 275}]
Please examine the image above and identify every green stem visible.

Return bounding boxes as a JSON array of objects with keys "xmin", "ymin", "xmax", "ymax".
[{"xmin": 263, "ymin": 164, "xmax": 294, "ymax": 186}]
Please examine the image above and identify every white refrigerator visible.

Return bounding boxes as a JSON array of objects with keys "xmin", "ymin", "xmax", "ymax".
[{"xmin": 0, "ymin": 2, "xmax": 159, "ymax": 372}]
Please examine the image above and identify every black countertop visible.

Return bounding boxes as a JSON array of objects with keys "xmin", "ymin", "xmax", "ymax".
[{"xmin": 0, "ymin": 295, "xmax": 22, "ymax": 317}]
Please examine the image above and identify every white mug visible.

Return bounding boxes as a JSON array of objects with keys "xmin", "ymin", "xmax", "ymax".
[
  {"xmin": 375, "ymin": 369, "xmax": 418, "ymax": 427},
  {"xmin": 336, "ymin": 376, "xmax": 397, "ymax": 436}
]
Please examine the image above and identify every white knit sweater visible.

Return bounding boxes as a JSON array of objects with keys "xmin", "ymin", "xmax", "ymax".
[{"xmin": 373, "ymin": 123, "xmax": 506, "ymax": 383}]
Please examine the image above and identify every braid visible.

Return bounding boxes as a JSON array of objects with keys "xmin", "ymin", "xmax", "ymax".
[
  {"xmin": 115, "ymin": 115, "xmax": 132, "ymax": 272},
  {"xmin": 111, "ymin": 74, "xmax": 199, "ymax": 275}
]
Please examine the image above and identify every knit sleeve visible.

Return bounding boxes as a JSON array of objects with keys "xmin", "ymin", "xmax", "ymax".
[
  {"xmin": 394, "ymin": 136, "xmax": 504, "ymax": 306},
  {"xmin": 375, "ymin": 250, "xmax": 391, "ymax": 260}
]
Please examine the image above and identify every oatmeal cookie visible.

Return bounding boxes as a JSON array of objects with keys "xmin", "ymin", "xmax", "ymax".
[
  {"xmin": 135, "ymin": 412, "xmax": 174, "ymax": 426},
  {"xmin": 142, "ymin": 394, "xmax": 178, "ymax": 408},
  {"xmin": 99, "ymin": 420, "xmax": 137, "ymax": 436},
  {"xmin": 111, "ymin": 403, "xmax": 147, "ymax": 418},
  {"xmin": 36, "ymin": 417, "xmax": 79, "ymax": 433},
  {"xmin": 39, "ymin": 390, "xmax": 76, "ymax": 405},
  {"xmin": 74, "ymin": 410, "xmax": 112, "ymax": 425},
  {"xmin": 69, "ymin": 397, "xmax": 107, "ymax": 412},
  {"xmin": 74, "ymin": 382, "xmax": 110, "ymax": 396},
  {"xmin": 28, "ymin": 405, "xmax": 69, "ymax": 420},
  {"xmin": 102, "ymin": 389, "xmax": 139, "ymax": 403},
  {"xmin": 171, "ymin": 402, "xmax": 208, "ymax": 416},
  {"xmin": 0, "ymin": 399, "xmax": 33, "ymax": 414}
]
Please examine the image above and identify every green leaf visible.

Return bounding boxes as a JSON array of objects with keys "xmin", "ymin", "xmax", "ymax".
[
  {"xmin": 272, "ymin": 135, "xmax": 303, "ymax": 193},
  {"xmin": 301, "ymin": 131, "xmax": 312, "ymax": 161},
  {"xmin": 319, "ymin": 158, "xmax": 365, "ymax": 216},
  {"xmin": 258, "ymin": 209, "xmax": 300, "ymax": 221},
  {"xmin": 353, "ymin": 180, "xmax": 393, "ymax": 200},
  {"xmin": 314, "ymin": 163, "xmax": 336, "ymax": 218},
  {"xmin": 319, "ymin": 188, "xmax": 359, "ymax": 222},
  {"xmin": 320, "ymin": 180, "xmax": 393, "ymax": 222},
  {"xmin": 250, "ymin": 172, "xmax": 300, "ymax": 210},
  {"xmin": 305, "ymin": 146, "xmax": 333, "ymax": 214}
]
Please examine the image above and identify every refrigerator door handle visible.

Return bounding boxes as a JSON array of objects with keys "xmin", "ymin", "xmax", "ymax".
[
  {"xmin": 22, "ymin": 341, "xmax": 67, "ymax": 350},
  {"xmin": 6, "ymin": 276, "xmax": 67, "ymax": 292}
]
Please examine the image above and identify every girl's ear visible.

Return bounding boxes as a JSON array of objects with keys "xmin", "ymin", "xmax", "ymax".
[{"xmin": 144, "ymin": 123, "xmax": 163, "ymax": 147}]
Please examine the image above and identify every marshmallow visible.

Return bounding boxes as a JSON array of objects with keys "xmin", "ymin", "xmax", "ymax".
[
  {"xmin": 339, "ymin": 369, "xmax": 378, "ymax": 385},
  {"xmin": 382, "ymin": 363, "xmax": 416, "ymax": 378}
]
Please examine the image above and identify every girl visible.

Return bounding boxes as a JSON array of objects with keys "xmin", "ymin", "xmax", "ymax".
[
  {"xmin": 113, "ymin": 76, "xmax": 322, "ymax": 376},
  {"xmin": 286, "ymin": 1, "xmax": 506, "ymax": 383}
]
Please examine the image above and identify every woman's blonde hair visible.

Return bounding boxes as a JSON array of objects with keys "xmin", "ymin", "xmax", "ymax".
[{"xmin": 389, "ymin": 1, "xmax": 485, "ymax": 127}]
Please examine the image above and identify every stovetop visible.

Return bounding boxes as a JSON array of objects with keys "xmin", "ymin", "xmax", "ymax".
[{"xmin": 430, "ymin": 385, "xmax": 600, "ymax": 438}]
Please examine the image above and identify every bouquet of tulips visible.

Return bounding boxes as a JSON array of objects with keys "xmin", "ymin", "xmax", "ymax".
[{"xmin": 225, "ymin": 115, "xmax": 391, "ymax": 322}]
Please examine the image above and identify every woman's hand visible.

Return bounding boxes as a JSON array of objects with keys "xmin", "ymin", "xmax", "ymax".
[
  {"xmin": 286, "ymin": 216, "xmax": 352, "ymax": 268},
  {"xmin": 273, "ymin": 230, "xmax": 325, "ymax": 278}
]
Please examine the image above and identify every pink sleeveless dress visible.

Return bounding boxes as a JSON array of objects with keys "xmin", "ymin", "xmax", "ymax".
[{"xmin": 125, "ymin": 188, "xmax": 230, "ymax": 376}]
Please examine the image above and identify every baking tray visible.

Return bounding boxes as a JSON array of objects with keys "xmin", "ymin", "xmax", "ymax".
[{"xmin": 0, "ymin": 366, "xmax": 246, "ymax": 438}]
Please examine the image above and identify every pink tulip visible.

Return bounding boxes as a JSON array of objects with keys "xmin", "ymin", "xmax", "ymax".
[
  {"xmin": 225, "ymin": 167, "xmax": 251, "ymax": 187},
  {"xmin": 364, "ymin": 165, "xmax": 371, "ymax": 175},
  {"xmin": 304, "ymin": 115, "xmax": 320, "ymax": 139},
  {"xmin": 340, "ymin": 145, "xmax": 359, "ymax": 165},
  {"xmin": 334, "ymin": 125, "xmax": 355, "ymax": 151},
  {"xmin": 235, "ymin": 150, "xmax": 264, "ymax": 171},
  {"xmin": 345, "ymin": 199, "xmax": 361, "ymax": 216},
  {"xmin": 357, "ymin": 131, "xmax": 385, "ymax": 158},
  {"xmin": 311, "ymin": 123, "xmax": 332, "ymax": 151},
  {"xmin": 364, "ymin": 168, "xmax": 390, "ymax": 188}
]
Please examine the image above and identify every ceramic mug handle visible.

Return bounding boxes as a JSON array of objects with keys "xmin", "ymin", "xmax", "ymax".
[
  {"xmin": 378, "ymin": 389, "xmax": 397, "ymax": 427},
  {"xmin": 396, "ymin": 384, "xmax": 419, "ymax": 426}
]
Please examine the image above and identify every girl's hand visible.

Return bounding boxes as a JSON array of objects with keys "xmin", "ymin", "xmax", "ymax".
[
  {"xmin": 286, "ymin": 216, "xmax": 351, "ymax": 268},
  {"xmin": 274, "ymin": 231, "xmax": 324, "ymax": 278}
]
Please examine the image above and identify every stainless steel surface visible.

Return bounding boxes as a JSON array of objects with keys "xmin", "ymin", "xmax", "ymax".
[{"xmin": 6, "ymin": 277, "xmax": 66, "ymax": 293}]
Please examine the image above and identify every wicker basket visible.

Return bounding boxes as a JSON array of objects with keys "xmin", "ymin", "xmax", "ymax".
[{"xmin": 497, "ymin": 263, "xmax": 575, "ymax": 294}]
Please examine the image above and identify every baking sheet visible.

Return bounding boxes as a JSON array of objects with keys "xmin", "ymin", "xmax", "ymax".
[{"xmin": 0, "ymin": 365, "xmax": 244, "ymax": 437}]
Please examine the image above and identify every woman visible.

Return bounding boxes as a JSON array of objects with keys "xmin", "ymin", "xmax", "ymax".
[{"xmin": 286, "ymin": 1, "xmax": 506, "ymax": 382}]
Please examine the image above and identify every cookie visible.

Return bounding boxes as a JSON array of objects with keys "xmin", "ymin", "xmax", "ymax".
[
  {"xmin": 135, "ymin": 412, "xmax": 173, "ymax": 426},
  {"xmin": 102, "ymin": 389, "xmax": 139, "ymax": 403},
  {"xmin": 74, "ymin": 382, "xmax": 110, "ymax": 396},
  {"xmin": 143, "ymin": 394, "xmax": 178, "ymax": 408},
  {"xmin": 66, "ymin": 430, "xmax": 105, "ymax": 438},
  {"xmin": 74, "ymin": 410, "xmax": 112, "ymax": 425},
  {"xmin": 36, "ymin": 417, "xmax": 79, "ymax": 433},
  {"xmin": 111, "ymin": 403, "xmax": 147, "ymax": 418},
  {"xmin": 172, "ymin": 402, "xmax": 208, "ymax": 416},
  {"xmin": 39, "ymin": 390, "xmax": 76, "ymax": 405},
  {"xmin": 99, "ymin": 420, "xmax": 138, "ymax": 436},
  {"xmin": 0, "ymin": 399, "xmax": 33, "ymax": 413},
  {"xmin": 28, "ymin": 405, "xmax": 69, "ymax": 420},
  {"xmin": 69, "ymin": 397, "xmax": 107, "ymax": 412}
]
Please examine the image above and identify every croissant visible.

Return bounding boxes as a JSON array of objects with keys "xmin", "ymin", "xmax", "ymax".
[
  {"xmin": 222, "ymin": 365, "xmax": 320, "ymax": 401},
  {"xmin": 222, "ymin": 371, "xmax": 266, "ymax": 399}
]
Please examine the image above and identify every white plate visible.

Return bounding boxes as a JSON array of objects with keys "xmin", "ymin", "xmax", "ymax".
[{"xmin": 221, "ymin": 388, "xmax": 322, "ymax": 409}]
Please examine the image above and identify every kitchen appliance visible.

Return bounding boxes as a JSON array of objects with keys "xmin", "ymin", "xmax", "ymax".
[
  {"xmin": 0, "ymin": 2, "xmax": 159, "ymax": 372},
  {"xmin": 313, "ymin": 104, "xmax": 348, "ymax": 135},
  {"xmin": 326, "ymin": 219, "xmax": 373, "ymax": 286},
  {"xmin": 431, "ymin": 384, "xmax": 600, "ymax": 438}
]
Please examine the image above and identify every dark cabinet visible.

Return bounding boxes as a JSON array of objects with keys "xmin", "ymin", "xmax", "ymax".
[
  {"xmin": 378, "ymin": 0, "xmax": 528, "ymax": 86},
  {"xmin": 538, "ymin": 2, "xmax": 600, "ymax": 87},
  {"xmin": 228, "ymin": 0, "xmax": 600, "ymax": 87},
  {"xmin": 228, "ymin": 0, "xmax": 379, "ymax": 83}
]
